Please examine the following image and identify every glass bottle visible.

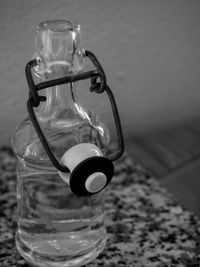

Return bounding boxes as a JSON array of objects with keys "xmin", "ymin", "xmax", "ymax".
[{"xmin": 12, "ymin": 20, "xmax": 110, "ymax": 267}]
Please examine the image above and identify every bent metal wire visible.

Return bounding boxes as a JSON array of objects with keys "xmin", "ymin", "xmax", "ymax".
[{"xmin": 26, "ymin": 50, "xmax": 124, "ymax": 173}]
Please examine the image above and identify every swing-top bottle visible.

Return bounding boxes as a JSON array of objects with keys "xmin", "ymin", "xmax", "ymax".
[{"xmin": 12, "ymin": 20, "xmax": 110, "ymax": 267}]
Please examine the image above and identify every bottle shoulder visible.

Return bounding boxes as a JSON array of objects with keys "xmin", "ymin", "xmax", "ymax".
[{"xmin": 12, "ymin": 111, "xmax": 110, "ymax": 168}]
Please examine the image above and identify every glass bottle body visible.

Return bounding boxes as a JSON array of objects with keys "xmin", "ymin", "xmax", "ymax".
[
  {"xmin": 13, "ymin": 88, "xmax": 109, "ymax": 266},
  {"xmin": 12, "ymin": 20, "xmax": 110, "ymax": 267},
  {"xmin": 15, "ymin": 161, "xmax": 107, "ymax": 267}
]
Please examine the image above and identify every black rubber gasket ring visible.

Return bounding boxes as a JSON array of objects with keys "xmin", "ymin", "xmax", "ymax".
[{"xmin": 70, "ymin": 156, "xmax": 114, "ymax": 196}]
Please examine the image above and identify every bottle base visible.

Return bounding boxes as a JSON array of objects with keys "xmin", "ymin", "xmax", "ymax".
[{"xmin": 16, "ymin": 232, "xmax": 107, "ymax": 267}]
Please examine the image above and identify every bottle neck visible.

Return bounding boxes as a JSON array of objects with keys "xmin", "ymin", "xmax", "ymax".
[
  {"xmin": 33, "ymin": 20, "xmax": 84, "ymax": 119},
  {"xmin": 37, "ymin": 83, "xmax": 78, "ymax": 119}
]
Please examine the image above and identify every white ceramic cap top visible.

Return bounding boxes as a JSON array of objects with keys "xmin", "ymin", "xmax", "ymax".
[{"xmin": 85, "ymin": 172, "xmax": 107, "ymax": 193}]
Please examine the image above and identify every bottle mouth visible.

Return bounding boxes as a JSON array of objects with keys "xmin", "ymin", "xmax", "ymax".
[
  {"xmin": 38, "ymin": 20, "xmax": 80, "ymax": 33},
  {"xmin": 34, "ymin": 20, "xmax": 84, "ymax": 77}
]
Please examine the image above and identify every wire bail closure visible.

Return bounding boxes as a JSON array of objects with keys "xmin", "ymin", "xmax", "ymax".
[{"xmin": 26, "ymin": 50, "xmax": 124, "ymax": 172}]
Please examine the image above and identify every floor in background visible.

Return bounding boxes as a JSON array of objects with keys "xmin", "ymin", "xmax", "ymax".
[{"xmin": 125, "ymin": 118, "xmax": 200, "ymax": 216}]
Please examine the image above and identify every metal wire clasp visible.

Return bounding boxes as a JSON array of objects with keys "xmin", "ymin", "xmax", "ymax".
[{"xmin": 26, "ymin": 50, "xmax": 124, "ymax": 172}]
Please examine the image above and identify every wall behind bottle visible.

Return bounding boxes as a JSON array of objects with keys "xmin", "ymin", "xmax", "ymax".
[{"xmin": 0, "ymin": 0, "xmax": 200, "ymax": 145}]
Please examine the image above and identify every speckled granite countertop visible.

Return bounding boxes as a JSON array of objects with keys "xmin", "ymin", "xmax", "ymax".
[{"xmin": 0, "ymin": 147, "xmax": 200, "ymax": 267}]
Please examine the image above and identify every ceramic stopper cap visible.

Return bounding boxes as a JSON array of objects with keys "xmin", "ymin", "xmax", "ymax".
[{"xmin": 58, "ymin": 143, "xmax": 109, "ymax": 194}]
